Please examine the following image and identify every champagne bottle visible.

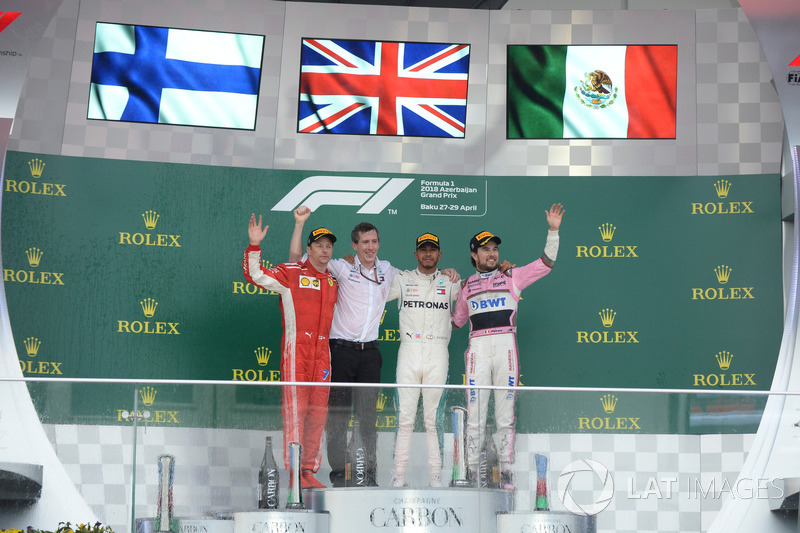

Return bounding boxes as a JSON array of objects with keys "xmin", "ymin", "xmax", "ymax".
[
  {"xmin": 257, "ymin": 436, "xmax": 279, "ymax": 509},
  {"xmin": 345, "ymin": 420, "xmax": 367, "ymax": 487},
  {"xmin": 534, "ymin": 453, "xmax": 550, "ymax": 511},
  {"xmin": 478, "ymin": 431, "xmax": 489, "ymax": 488},
  {"xmin": 486, "ymin": 431, "xmax": 500, "ymax": 489},
  {"xmin": 478, "ymin": 428, "xmax": 500, "ymax": 488},
  {"xmin": 155, "ymin": 454, "xmax": 175, "ymax": 532},
  {"xmin": 286, "ymin": 442, "xmax": 305, "ymax": 509}
]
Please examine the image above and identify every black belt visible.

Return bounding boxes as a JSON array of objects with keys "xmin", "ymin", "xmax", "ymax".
[{"xmin": 331, "ymin": 339, "xmax": 379, "ymax": 351}]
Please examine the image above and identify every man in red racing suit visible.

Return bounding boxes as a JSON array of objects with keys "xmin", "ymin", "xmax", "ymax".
[
  {"xmin": 451, "ymin": 204, "xmax": 564, "ymax": 489},
  {"xmin": 243, "ymin": 213, "xmax": 338, "ymax": 489}
]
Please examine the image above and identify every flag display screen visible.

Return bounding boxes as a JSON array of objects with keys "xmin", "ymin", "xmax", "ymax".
[
  {"xmin": 88, "ymin": 23, "xmax": 265, "ymax": 130},
  {"xmin": 507, "ymin": 45, "xmax": 677, "ymax": 139},
  {"xmin": 298, "ymin": 38, "xmax": 470, "ymax": 138}
]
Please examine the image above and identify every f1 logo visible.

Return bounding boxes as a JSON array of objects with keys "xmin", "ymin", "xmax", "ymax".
[
  {"xmin": 0, "ymin": 12, "xmax": 20, "ymax": 34},
  {"xmin": 272, "ymin": 176, "xmax": 413, "ymax": 214}
]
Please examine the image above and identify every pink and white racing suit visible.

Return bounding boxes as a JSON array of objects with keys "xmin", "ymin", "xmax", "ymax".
[{"xmin": 451, "ymin": 230, "xmax": 559, "ymax": 472}]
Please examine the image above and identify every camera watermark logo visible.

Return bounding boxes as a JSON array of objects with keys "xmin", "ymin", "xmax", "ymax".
[
  {"xmin": 555, "ymin": 457, "xmax": 785, "ymax": 517},
  {"xmin": 557, "ymin": 459, "xmax": 615, "ymax": 516}
]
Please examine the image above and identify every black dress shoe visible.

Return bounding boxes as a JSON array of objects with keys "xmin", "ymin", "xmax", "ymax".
[{"xmin": 330, "ymin": 470, "xmax": 345, "ymax": 487}]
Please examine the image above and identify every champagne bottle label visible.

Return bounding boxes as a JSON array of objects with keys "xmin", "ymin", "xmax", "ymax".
[
  {"xmin": 258, "ymin": 436, "xmax": 279, "ymax": 509},
  {"xmin": 479, "ymin": 428, "xmax": 499, "ymax": 488},
  {"xmin": 355, "ymin": 448, "xmax": 366, "ymax": 486},
  {"xmin": 479, "ymin": 448, "xmax": 489, "ymax": 488},
  {"xmin": 346, "ymin": 421, "xmax": 367, "ymax": 487},
  {"xmin": 266, "ymin": 469, "xmax": 278, "ymax": 508}
]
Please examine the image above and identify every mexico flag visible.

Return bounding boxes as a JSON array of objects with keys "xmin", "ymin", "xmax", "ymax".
[{"xmin": 507, "ymin": 45, "xmax": 677, "ymax": 139}]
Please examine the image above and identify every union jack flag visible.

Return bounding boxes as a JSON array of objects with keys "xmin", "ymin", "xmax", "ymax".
[{"xmin": 298, "ymin": 38, "xmax": 470, "ymax": 138}]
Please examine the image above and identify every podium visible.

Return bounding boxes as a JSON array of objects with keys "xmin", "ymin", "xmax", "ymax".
[
  {"xmin": 305, "ymin": 487, "xmax": 514, "ymax": 533},
  {"xmin": 497, "ymin": 511, "xmax": 596, "ymax": 533},
  {"xmin": 233, "ymin": 510, "xmax": 330, "ymax": 533},
  {"xmin": 136, "ymin": 490, "xmax": 602, "ymax": 533},
  {"xmin": 136, "ymin": 510, "xmax": 329, "ymax": 533},
  {"xmin": 136, "ymin": 517, "xmax": 234, "ymax": 533}
]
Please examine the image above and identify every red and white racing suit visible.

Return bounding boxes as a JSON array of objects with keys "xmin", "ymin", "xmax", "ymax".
[
  {"xmin": 451, "ymin": 231, "xmax": 559, "ymax": 473},
  {"xmin": 243, "ymin": 245, "xmax": 338, "ymax": 472},
  {"xmin": 387, "ymin": 269, "xmax": 460, "ymax": 477}
]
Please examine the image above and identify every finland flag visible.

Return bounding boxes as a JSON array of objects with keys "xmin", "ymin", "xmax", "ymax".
[{"xmin": 88, "ymin": 23, "xmax": 264, "ymax": 130}]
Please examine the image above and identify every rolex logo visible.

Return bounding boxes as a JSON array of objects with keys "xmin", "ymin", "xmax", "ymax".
[
  {"xmin": 692, "ymin": 265, "xmax": 752, "ymax": 300},
  {"xmin": 26, "ymin": 247, "xmax": 42, "ymax": 268},
  {"xmin": 376, "ymin": 393, "xmax": 389, "ymax": 411},
  {"xmin": 139, "ymin": 386, "xmax": 157, "ymax": 406},
  {"xmin": 6, "ymin": 158, "xmax": 66, "ymax": 197},
  {"xmin": 577, "ymin": 223, "xmax": 637, "ymax": 258},
  {"xmin": 119, "ymin": 210, "xmax": 180, "ymax": 248},
  {"xmin": 24, "ymin": 337, "xmax": 41, "ymax": 357},
  {"xmin": 694, "ymin": 350, "xmax": 755, "ymax": 387},
  {"xmin": 599, "ymin": 308, "xmax": 616, "ymax": 328},
  {"xmin": 716, "ymin": 350, "xmax": 733, "ymax": 370},
  {"xmin": 140, "ymin": 298, "xmax": 158, "ymax": 318},
  {"xmin": 714, "ymin": 265, "xmax": 731, "ymax": 284},
  {"xmin": 4, "ymin": 249, "xmax": 64, "ymax": 285},
  {"xmin": 255, "ymin": 346, "xmax": 271, "ymax": 367},
  {"xmin": 232, "ymin": 280, "xmax": 278, "ymax": 296},
  {"xmin": 692, "ymin": 265, "xmax": 755, "ymax": 300},
  {"xmin": 118, "ymin": 298, "xmax": 179, "ymax": 335},
  {"xmin": 19, "ymin": 337, "xmax": 63, "ymax": 374},
  {"xmin": 577, "ymin": 309, "xmax": 638, "ymax": 344},
  {"xmin": 142, "ymin": 210, "xmax": 159, "ymax": 230},
  {"xmin": 600, "ymin": 394, "xmax": 618, "ymax": 413},
  {"xmin": 579, "ymin": 395, "xmax": 641, "ymax": 430},
  {"xmin": 598, "ymin": 223, "xmax": 616, "ymax": 242},
  {"xmin": 714, "ymin": 179, "xmax": 731, "ymax": 199},
  {"xmin": 28, "ymin": 158, "xmax": 45, "ymax": 178},
  {"xmin": 261, "ymin": 259, "xmax": 273, "ymax": 270},
  {"xmin": 377, "ymin": 309, "xmax": 400, "ymax": 341},
  {"xmin": 692, "ymin": 178, "xmax": 753, "ymax": 215}
]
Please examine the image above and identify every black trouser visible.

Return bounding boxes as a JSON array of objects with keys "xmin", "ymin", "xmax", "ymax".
[{"xmin": 326, "ymin": 339, "xmax": 382, "ymax": 486}]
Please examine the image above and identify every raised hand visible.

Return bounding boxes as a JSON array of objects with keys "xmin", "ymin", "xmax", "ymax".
[
  {"xmin": 545, "ymin": 203, "xmax": 565, "ymax": 231},
  {"xmin": 248, "ymin": 214, "xmax": 269, "ymax": 245},
  {"xmin": 294, "ymin": 205, "xmax": 311, "ymax": 224}
]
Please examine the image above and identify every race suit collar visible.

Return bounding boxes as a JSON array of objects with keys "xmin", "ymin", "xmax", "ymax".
[
  {"xmin": 415, "ymin": 268, "xmax": 439, "ymax": 279},
  {"xmin": 302, "ymin": 257, "xmax": 328, "ymax": 276},
  {"xmin": 476, "ymin": 268, "xmax": 499, "ymax": 278}
]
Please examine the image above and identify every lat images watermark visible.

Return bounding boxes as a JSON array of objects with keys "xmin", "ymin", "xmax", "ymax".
[
  {"xmin": 557, "ymin": 459, "xmax": 615, "ymax": 516},
  {"xmin": 555, "ymin": 460, "xmax": 785, "ymax": 516},
  {"xmin": 626, "ymin": 475, "xmax": 784, "ymax": 501}
]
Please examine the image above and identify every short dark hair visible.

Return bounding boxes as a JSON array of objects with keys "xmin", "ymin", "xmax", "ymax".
[{"xmin": 351, "ymin": 222, "xmax": 379, "ymax": 244}]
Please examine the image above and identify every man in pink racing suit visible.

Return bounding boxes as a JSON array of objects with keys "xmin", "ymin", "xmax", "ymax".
[{"xmin": 451, "ymin": 203, "xmax": 564, "ymax": 489}]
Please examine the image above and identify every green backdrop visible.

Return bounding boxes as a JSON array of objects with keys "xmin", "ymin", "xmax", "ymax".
[{"xmin": 2, "ymin": 151, "xmax": 783, "ymax": 434}]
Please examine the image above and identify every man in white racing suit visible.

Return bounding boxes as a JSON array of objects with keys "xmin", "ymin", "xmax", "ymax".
[
  {"xmin": 451, "ymin": 203, "xmax": 564, "ymax": 489},
  {"xmin": 387, "ymin": 233, "xmax": 460, "ymax": 488}
]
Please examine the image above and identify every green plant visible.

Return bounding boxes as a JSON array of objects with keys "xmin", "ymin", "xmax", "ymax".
[
  {"xmin": 56, "ymin": 523, "xmax": 114, "ymax": 533},
  {"xmin": 0, "ymin": 522, "xmax": 114, "ymax": 533}
]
